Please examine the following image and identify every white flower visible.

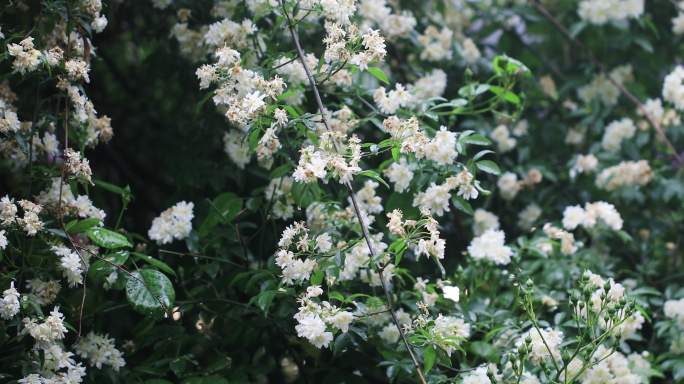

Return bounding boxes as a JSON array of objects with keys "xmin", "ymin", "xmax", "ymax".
[
  {"xmin": 0, "ymin": 281, "xmax": 20, "ymax": 320},
  {"xmin": 663, "ymin": 65, "xmax": 684, "ymax": 111},
  {"xmin": 441, "ymin": 285, "xmax": 460, "ymax": 303},
  {"xmin": 601, "ymin": 118, "xmax": 635, "ymax": 152},
  {"xmin": 467, "ymin": 229, "xmax": 512, "ymax": 265},
  {"xmin": 74, "ymin": 332, "xmax": 126, "ymax": 371},
  {"xmin": 490, "ymin": 125, "xmax": 516, "ymax": 153},
  {"xmin": 328, "ymin": 311, "xmax": 353, "ymax": 332},
  {"xmin": 378, "ymin": 323, "xmax": 400, "ymax": 343},
  {"xmin": 518, "ymin": 204, "xmax": 542, "ymax": 230},
  {"xmin": 472, "ymin": 209, "xmax": 500, "ymax": 236},
  {"xmin": 306, "ymin": 286, "xmax": 323, "ymax": 298},
  {"xmin": 315, "ymin": 233, "xmax": 332, "ymax": 253},
  {"xmin": 148, "ymin": 201, "xmax": 194, "ymax": 245},
  {"xmin": 461, "ymin": 366, "xmax": 491, "ymax": 384},
  {"xmin": 0, "ymin": 229, "xmax": 7, "ymax": 250},
  {"xmin": 295, "ymin": 314, "xmax": 333, "ymax": 348},
  {"xmin": 497, "ymin": 172, "xmax": 520, "ymax": 201},
  {"xmin": 425, "ymin": 126, "xmax": 458, "ymax": 165},
  {"xmin": 384, "ymin": 158, "xmax": 414, "ymax": 193},
  {"xmin": 52, "ymin": 245, "xmax": 84, "ymax": 287}
]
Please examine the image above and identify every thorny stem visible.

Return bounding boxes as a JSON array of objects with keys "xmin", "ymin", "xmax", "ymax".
[
  {"xmin": 529, "ymin": 0, "xmax": 683, "ymax": 165},
  {"xmin": 279, "ymin": 2, "xmax": 427, "ymax": 383}
]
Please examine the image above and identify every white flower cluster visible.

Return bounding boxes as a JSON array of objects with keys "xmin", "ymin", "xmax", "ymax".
[
  {"xmin": 663, "ymin": 65, "xmax": 684, "ymax": 111},
  {"xmin": 384, "ymin": 158, "xmax": 414, "ymax": 193},
  {"xmin": 430, "ymin": 314, "xmax": 471, "ymax": 356},
  {"xmin": 596, "ymin": 160, "xmax": 653, "ymax": 191},
  {"xmin": 413, "ymin": 170, "xmax": 479, "ymax": 216},
  {"xmin": 22, "ymin": 306, "xmax": 68, "ymax": 344},
  {"xmin": 579, "ymin": 346, "xmax": 651, "ymax": 383},
  {"xmin": 275, "ymin": 222, "xmax": 319, "ymax": 284},
  {"xmin": 418, "ymin": 26, "xmax": 453, "ymax": 62},
  {"xmin": 0, "ymin": 91, "xmax": 22, "ymax": 135},
  {"xmin": 6, "ymin": 37, "xmax": 42, "ymax": 74},
  {"xmin": 294, "ymin": 294, "xmax": 353, "ymax": 348},
  {"xmin": 601, "ymin": 118, "xmax": 635, "ymax": 152},
  {"xmin": 36, "ymin": 178, "xmax": 106, "ymax": 221},
  {"xmin": 359, "ymin": 0, "xmax": 416, "ymax": 39},
  {"xmin": 0, "ymin": 197, "xmax": 45, "ymax": 236},
  {"xmin": 204, "ymin": 18, "xmax": 256, "ymax": 49},
  {"xmin": 562, "ymin": 201, "xmax": 623, "ymax": 231},
  {"xmin": 0, "ymin": 281, "xmax": 20, "ymax": 320},
  {"xmin": 52, "ymin": 245, "xmax": 86, "ymax": 288},
  {"xmin": 63, "ymin": 148, "xmax": 93, "ymax": 184},
  {"xmin": 570, "ymin": 154, "xmax": 599, "ymax": 178},
  {"xmin": 197, "ymin": 46, "xmax": 285, "ymax": 129},
  {"xmin": 467, "ymin": 229, "xmax": 512, "ymax": 265},
  {"xmin": 664, "ymin": 298, "xmax": 684, "ymax": 329},
  {"xmin": 148, "ymin": 201, "xmax": 195, "ymax": 245},
  {"xmin": 74, "ymin": 332, "xmax": 126, "ymax": 371},
  {"xmin": 517, "ymin": 203, "xmax": 542, "ymax": 230},
  {"xmin": 57, "ymin": 81, "xmax": 114, "ymax": 147},
  {"xmin": 490, "ymin": 124, "xmax": 517, "ymax": 153},
  {"xmin": 324, "ymin": 24, "xmax": 387, "ymax": 71},
  {"xmin": 82, "ymin": 0, "xmax": 109, "ymax": 33},
  {"xmin": 472, "ymin": 209, "xmax": 500, "ymax": 236},
  {"xmin": 20, "ymin": 307, "xmax": 86, "ymax": 383},
  {"xmin": 578, "ymin": 65, "xmax": 633, "ymax": 106},
  {"xmin": 577, "ymin": 0, "xmax": 644, "ymax": 25},
  {"xmin": 543, "ymin": 223, "xmax": 578, "ymax": 255},
  {"xmin": 374, "ymin": 83, "xmax": 413, "ymax": 114},
  {"xmin": 292, "ymin": 132, "xmax": 362, "ymax": 184},
  {"xmin": 461, "ymin": 366, "xmax": 491, "ymax": 384}
]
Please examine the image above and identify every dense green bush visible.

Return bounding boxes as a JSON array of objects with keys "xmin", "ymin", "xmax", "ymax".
[{"xmin": 2, "ymin": 0, "xmax": 684, "ymax": 383}]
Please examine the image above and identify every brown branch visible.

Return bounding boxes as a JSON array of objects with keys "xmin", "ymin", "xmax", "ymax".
[{"xmin": 278, "ymin": 2, "xmax": 427, "ymax": 382}]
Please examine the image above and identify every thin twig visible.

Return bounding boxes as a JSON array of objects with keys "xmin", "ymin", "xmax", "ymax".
[{"xmin": 278, "ymin": 1, "xmax": 427, "ymax": 382}]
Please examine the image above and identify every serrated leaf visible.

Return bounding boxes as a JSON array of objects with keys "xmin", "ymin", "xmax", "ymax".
[
  {"xmin": 87, "ymin": 227, "xmax": 132, "ymax": 249},
  {"xmin": 126, "ymin": 269, "xmax": 175, "ymax": 317}
]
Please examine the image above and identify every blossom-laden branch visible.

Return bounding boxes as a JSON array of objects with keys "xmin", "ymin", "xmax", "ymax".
[{"xmin": 278, "ymin": 1, "xmax": 427, "ymax": 382}]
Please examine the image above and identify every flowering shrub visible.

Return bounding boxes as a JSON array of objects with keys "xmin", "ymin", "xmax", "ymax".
[{"xmin": 2, "ymin": 0, "xmax": 684, "ymax": 383}]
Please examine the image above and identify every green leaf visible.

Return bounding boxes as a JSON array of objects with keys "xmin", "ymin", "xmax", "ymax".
[
  {"xmin": 367, "ymin": 66, "xmax": 389, "ymax": 85},
  {"xmin": 476, "ymin": 160, "xmax": 501, "ymax": 175},
  {"xmin": 132, "ymin": 252, "xmax": 176, "ymax": 277},
  {"xmin": 66, "ymin": 218, "xmax": 102, "ymax": 234},
  {"xmin": 359, "ymin": 170, "xmax": 389, "ymax": 189},
  {"xmin": 423, "ymin": 345, "xmax": 436, "ymax": 374},
  {"xmin": 452, "ymin": 196, "xmax": 473, "ymax": 216},
  {"xmin": 461, "ymin": 134, "xmax": 491, "ymax": 146},
  {"xmin": 199, "ymin": 193, "xmax": 243, "ymax": 237},
  {"xmin": 310, "ymin": 269, "xmax": 324, "ymax": 285},
  {"xmin": 87, "ymin": 227, "xmax": 132, "ymax": 249},
  {"xmin": 125, "ymin": 269, "xmax": 175, "ymax": 317},
  {"xmin": 253, "ymin": 290, "xmax": 276, "ymax": 313},
  {"xmin": 89, "ymin": 251, "xmax": 130, "ymax": 285}
]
